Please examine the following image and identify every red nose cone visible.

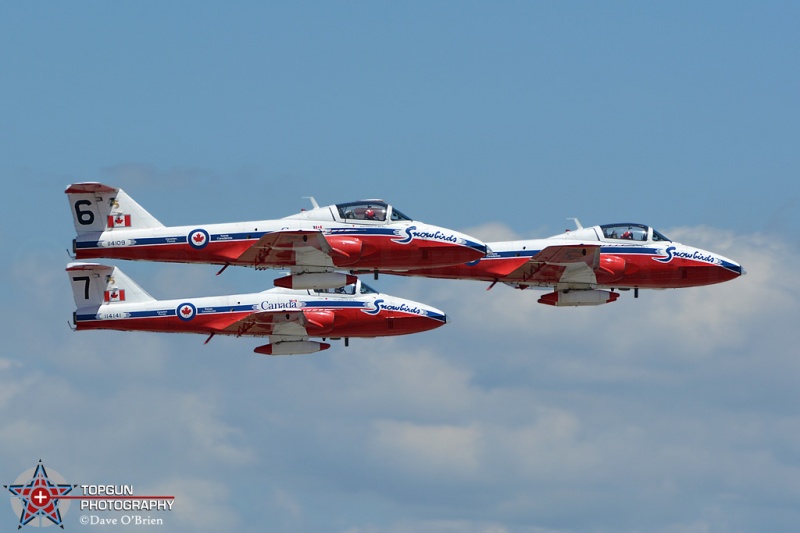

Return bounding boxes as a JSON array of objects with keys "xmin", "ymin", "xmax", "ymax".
[{"xmin": 387, "ymin": 314, "xmax": 448, "ymax": 335}]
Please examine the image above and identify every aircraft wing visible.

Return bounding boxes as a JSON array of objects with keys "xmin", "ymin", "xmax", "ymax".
[
  {"xmin": 205, "ymin": 309, "xmax": 310, "ymax": 339},
  {"xmin": 233, "ymin": 230, "xmax": 336, "ymax": 271},
  {"xmin": 506, "ymin": 244, "xmax": 601, "ymax": 286}
]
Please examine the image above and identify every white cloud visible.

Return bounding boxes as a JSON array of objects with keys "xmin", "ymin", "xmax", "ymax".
[
  {"xmin": 339, "ymin": 521, "xmax": 519, "ymax": 533},
  {"xmin": 329, "ymin": 347, "xmax": 475, "ymax": 421},
  {"xmin": 462, "ymin": 222, "xmax": 524, "ymax": 243},
  {"xmin": 156, "ymin": 477, "xmax": 241, "ymax": 532},
  {"xmin": 368, "ymin": 420, "xmax": 481, "ymax": 477}
]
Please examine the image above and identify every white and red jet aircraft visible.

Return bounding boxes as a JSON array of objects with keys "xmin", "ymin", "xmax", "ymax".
[
  {"xmin": 67, "ymin": 263, "xmax": 448, "ymax": 355},
  {"xmin": 391, "ymin": 221, "xmax": 744, "ymax": 306},
  {"xmin": 66, "ymin": 183, "xmax": 487, "ymax": 289}
]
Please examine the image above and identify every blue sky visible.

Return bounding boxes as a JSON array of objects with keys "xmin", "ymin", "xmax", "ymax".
[{"xmin": 1, "ymin": 2, "xmax": 799, "ymax": 532}]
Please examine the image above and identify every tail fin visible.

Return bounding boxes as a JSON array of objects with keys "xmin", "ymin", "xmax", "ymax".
[
  {"xmin": 67, "ymin": 262, "xmax": 156, "ymax": 309},
  {"xmin": 65, "ymin": 182, "xmax": 164, "ymax": 235}
]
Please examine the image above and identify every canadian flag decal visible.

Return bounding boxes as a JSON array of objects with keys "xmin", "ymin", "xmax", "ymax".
[
  {"xmin": 107, "ymin": 214, "xmax": 132, "ymax": 228},
  {"xmin": 104, "ymin": 289, "xmax": 126, "ymax": 302}
]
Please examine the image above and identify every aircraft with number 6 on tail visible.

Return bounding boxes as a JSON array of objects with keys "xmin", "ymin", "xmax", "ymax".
[
  {"xmin": 67, "ymin": 263, "xmax": 448, "ymax": 355},
  {"xmin": 388, "ymin": 220, "xmax": 744, "ymax": 306},
  {"xmin": 65, "ymin": 183, "xmax": 487, "ymax": 289}
]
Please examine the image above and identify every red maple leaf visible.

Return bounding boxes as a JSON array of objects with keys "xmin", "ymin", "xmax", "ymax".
[
  {"xmin": 115, "ymin": 216, "xmax": 124, "ymax": 225},
  {"xmin": 193, "ymin": 232, "xmax": 206, "ymax": 244},
  {"xmin": 181, "ymin": 306, "xmax": 192, "ymax": 317},
  {"xmin": 110, "ymin": 291, "xmax": 118, "ymax": 299}
]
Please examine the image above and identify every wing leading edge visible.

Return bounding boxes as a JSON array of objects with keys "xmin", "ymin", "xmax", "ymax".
[
  {"xmin": 504, "ymin": 244, "xmax": 601, "ymax": 287},
  {"xmin": 234, "ymin": 230, "xmax": 336, "ymax": 271}
]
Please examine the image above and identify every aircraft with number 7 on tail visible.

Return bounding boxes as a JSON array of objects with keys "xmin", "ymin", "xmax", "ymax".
[
  {"xmin": 67, "ymin": 263, "xmax": 448, "ymax": 355},
  {"xmin": 388, "ymin": 220, "xmax": 744, "ymax": 306},
  {"xmin": 65, "ymin": 183, "xmax": 487, "ymax": 289}
]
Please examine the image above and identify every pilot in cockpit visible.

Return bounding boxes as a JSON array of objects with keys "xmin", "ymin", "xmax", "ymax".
[{"xmin": 365, "ymin": 208, "xmax": 386, "ymax": 221}]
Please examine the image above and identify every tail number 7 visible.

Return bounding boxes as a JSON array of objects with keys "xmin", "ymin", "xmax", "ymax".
[{"xmin": 73, "ymin": 276, "xmax": 90, "ymax": 299}]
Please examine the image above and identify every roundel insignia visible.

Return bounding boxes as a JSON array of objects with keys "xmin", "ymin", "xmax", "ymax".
[
  {"xmin": 177, "ymin": 302, "xmax": 197, "ymax": 321},
  {"xmin": 188, "ymin": 228, "xmax": 210, "ymax": 249}
]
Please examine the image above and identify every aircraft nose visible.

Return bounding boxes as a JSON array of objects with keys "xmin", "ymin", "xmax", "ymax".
[
  {"xmin": 433, "ymin": 310, "xmax": 448, "ymax": 325},
  {"xmin": 415, "ymin": 226, "xmax": 487, "ymax": 266},
  {"xmin": 470, "ymin": 235, "xmax": 489, "ymax": 256},
  {"xmin": 471, "ymin": 241, "xmax": 488, "ymax": 257},
  {"xmin": 721, "ymin": 257, "xmax": 745, "ymax": 278},
  {"xmin": 422, "ymin": 307, "xmax": 448, "ymax": 327},
  {"xmin": 705, "ymin": 256, "xmax": 744, "ymax": 285},
  {"xmin": 456, "ymin": 234, "xmax": 488, "ymax": 261},
  {"xmin": 391, "ymin": 307, "xmax": 448, "ymax": 334}
]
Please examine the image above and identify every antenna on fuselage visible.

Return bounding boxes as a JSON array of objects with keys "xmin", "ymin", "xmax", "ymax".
[
  {"xmin": 303, "ymin": 196, "xmax": 320, "ymax": 209},
  {"xmin": 567, "ymin": 218, "xmax": 583, "ymax": 230}
]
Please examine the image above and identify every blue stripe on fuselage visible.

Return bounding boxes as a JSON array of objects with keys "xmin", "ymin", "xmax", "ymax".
[
  {"xmin": 76, "ymin": 226, "xmax": 484, "ymax": 250},
  {"xmin": 488, "ymin": 247, "xmax": 661, "ymax": 259},
  {"xmin": 76, "ymin": 301, "xmax": 371, "ymax": 322},
  {"xmin": 75, "ymin": 232, "xmax": 267, "ymax": 249}
]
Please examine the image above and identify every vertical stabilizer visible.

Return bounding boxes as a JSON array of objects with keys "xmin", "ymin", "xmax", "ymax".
[
  {"xmin": 65, "ymin": 182, "xmax": 164, "ymax": 235},
  {"xmin": 66, "ymin": 262, "xmax": 155, "ymax": 309}
]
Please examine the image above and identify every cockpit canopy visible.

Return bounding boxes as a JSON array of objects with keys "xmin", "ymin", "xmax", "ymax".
[
  {"xmin": 313, "ymin": 279, "xmax": 378, "ymax": 296},
  {"xmin": 284, "ymin": 199, "xmax": 414, "ymax": 224},
  {"xmin": 599, "ymin": 223, "xmax": 671, "ymax": 243},
  {"xmin": 558, "ymin": 223, "xmax": 672, "ymax": 243},
  {"xmin": 335, "ymin": 201, "xmax": 411, "ymax": 223}
]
